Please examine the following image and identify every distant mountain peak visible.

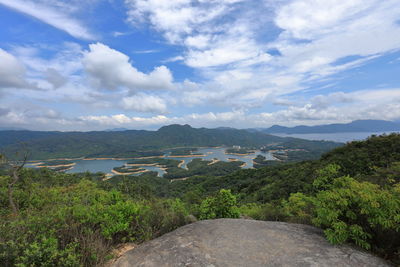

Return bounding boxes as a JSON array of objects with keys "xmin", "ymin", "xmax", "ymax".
[
  {"xmin": 259, "ymin": 120, "xmax": 400, "ymax": 134},
  {"xmin": 158, "ymin": 124, "xmax": 193, "ymax": 131}
]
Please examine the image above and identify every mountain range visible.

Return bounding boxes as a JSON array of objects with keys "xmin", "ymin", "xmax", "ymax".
[
  {"xmin": 257, "ymin": 120, "xmax": 400, "ymax": 134},
  {"xmin": 0, "ymin": 124, "xmax": 340, "ymax": 160}
]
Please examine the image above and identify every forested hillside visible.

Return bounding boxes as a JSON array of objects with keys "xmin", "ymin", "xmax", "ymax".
[
  {"xmin": 0, "ymin": 124, "xmax": 340, "ymax": 159},
  {"xmin": 1, "ymin": 134, "xmax": 399, "ymax": 266}
]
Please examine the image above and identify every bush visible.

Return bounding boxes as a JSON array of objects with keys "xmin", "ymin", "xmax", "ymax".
[
  {"xmin": 0, "ymin": 179, "xmax": 191, "ymax": 267},
  {"xmin": 198, "ymin": 189, "xmax": 240, "ymax": 220},
  {"xmin": 240, "ymin": 202, "xmax": 288, "ymax": 221},
  {"xmin": 312, "ymin": 177, "xmax": 400, "ymax": 251},
  {"xmin": 282, "ymin": 193, "xmax": 314, "ymax": 224}
]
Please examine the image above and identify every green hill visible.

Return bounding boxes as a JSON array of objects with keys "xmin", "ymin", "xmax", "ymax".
[
  {"xmin": 1, "ymin": 133, "xmax": 399, "ymax": 266},
  {"xmin": 0, "ymin": 124, "xmax": 341, "ymax": 160}
]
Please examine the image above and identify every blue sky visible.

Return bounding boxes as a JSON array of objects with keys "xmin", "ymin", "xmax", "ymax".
[{"xmin": 0, "ymin": 0, "xmax": 400, "ymax": 131}]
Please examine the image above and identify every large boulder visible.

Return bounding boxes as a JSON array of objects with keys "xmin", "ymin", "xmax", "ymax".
[{"xmin": 112, "ymin": 219, "xmax": 389, "ymax": 267}]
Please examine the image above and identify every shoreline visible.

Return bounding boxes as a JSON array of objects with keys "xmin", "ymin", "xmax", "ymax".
[
  {"xmin": 111, "ymin": 169, "xmax": 149, "ymax": 175},
  {"xmin": 56, "ymin": 166, "xmax": 74, "ymax": 172},
  {"xmin": 126, "ymin": 163, "xmax": 158, "ymax": 167},
  {"xmin": 224, "ymin": 152, "xmax": 254, "ymax": 156},
  {"xmin": 167, "ymin": 154, "xmax": 206, "ymax": 158},
  {"xmin": 37, "ymin": 163, "xmax": 76, "ymax": 168},
  {"xmin": 178, "ymin": 160, "xmax": 185, "ymax": 168},
  {"xmin": 24, "ymin": 146, "xmax": 231, "ymax": 162},
  {"xmin": 207, "ymin": 159, "xmax": 220, "ymax": 165},
  {"xmin": 83, "ymin": 156, "xmax": 164, "ymax": 161}
]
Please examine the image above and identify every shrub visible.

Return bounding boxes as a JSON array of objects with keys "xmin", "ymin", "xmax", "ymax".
[
  {"xmin": 0, "ymin": 179, "xmax": 191, "ymax": 267},
  {"xmin": 312, "ymin": 176, "xmax": 400, "ymax": 251},
  {"xmin": 199, "ymin": 189, "xmax": 240, "ymax": 220},
  {"xmin": 282, "ymin": 192, "xmax": 314, "ymax": 224}
]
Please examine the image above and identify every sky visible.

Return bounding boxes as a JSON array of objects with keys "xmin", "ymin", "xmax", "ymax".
[{"xmin": 0, "ymin": 0, "xmax": 400, "ymax": 131}]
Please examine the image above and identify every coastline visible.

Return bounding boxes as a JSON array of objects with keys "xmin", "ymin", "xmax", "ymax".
[
  {"xmin": 224, "ymin": 152, "xmax": 254, "ymax": 156},
  {"xmin": 167, "ymin": 154, "xmax": 206, "ymax": 158},
  {"xmin": 111, "ymin": 169, "xmax": 149, "ymax": 175},
  {"xmin": 178, "ymin": 160, "xmax": 185, "ymax": 168},
  {"xmin": 207, "ymin": 159, "xmax": 220, "ymax": 165},
  {"xmin": 37, "ymin": 163, "xmax": 76, "ymax": 168},
  {"xmin": 126, "ymin": 163, "xmax": 158, "ymax": 167}
]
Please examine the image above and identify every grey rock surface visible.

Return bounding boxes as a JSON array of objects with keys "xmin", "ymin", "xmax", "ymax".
[{"xmin": 112, "ymin": 219, "xmax": 389, "ymax": 267}]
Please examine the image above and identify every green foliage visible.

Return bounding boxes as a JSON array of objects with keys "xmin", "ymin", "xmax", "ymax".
[
  {"xmin": 168, "ymin": 147, "xmax": 201, "ymax": 156},
  {"xmin": 199, "ymin": 189, "xmax": 240, "ymax": 220},
  {"xmin": 253, "ymin": 155, "xmax": 282, "ymax": 168},
  {"xmin": 312, "ymin": 164, "xmax": 341, "ymax": 191},
  {"xmin": 0, "ymin": 175, "xmax": 190, "ymax": 267},
  {"xmin": 312, "ymin": 176, "xmax": 400, "ymax": 250},
  {"xmin": 14, "ymin": 237, "xmax": 80, "ymax": 267},
  {"xmin": 321, "ymin": 133, "xmax": 400, "ymax": 176},
  {"xmin": 282, "ymin": 193, "xmax": 314, "ymax": 224},
  {"xmin": 239, "ymin": 202, "xmax": 287, "ymax": 221},
  {"xmin": 2, "ymin": 133, "xmax": 400, "ymax": 265}
]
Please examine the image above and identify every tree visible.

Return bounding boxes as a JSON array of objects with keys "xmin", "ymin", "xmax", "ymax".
[
  {"xmin": 0, "ymin": 150, "xmax": 29, "ymax": 216},
  {"xmin": 199, "ymin": 189, "xmax": 240, "ymax": 219}
]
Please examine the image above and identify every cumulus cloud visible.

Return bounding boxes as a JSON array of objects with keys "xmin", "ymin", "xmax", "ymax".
[
  {"xmin": 123, "ymin": 0, "xmax": 400, "ymax": 109},
  {"xmin": 83, "ymin": 43, "xmax": 174, "ymax": 91},
  {"xmin": 122, "ymin": 94, "xmax": 167, "ymax": 113},
  {"xmin": 0, "ymin": 105, "xmax": 77, "ymax": 131},
  {"xmin": 77, "ymin": 110, "xmax": 246, "ymax": 128},
  {"xmin": 0, "ymin": 48, "xmax": 29, "ymax": 89}
]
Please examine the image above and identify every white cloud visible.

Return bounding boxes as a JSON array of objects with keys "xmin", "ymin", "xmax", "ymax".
[
  {"xmin": 83, "ymin": 43, "xmax": 174, "ymax": 91},
  {"xmin": 275, "ymin": 0, "xmax": 372, "ymax": 39},
  {"xmin": 45, "ymin": 68, "xmax": 67, "ymax": 89},
  {"xmin": 79, "ymin": 114, "xmax": 170, "ymax": 127},
  {"xmin": 2, "ymin": 87, "xmax": 400, "ymax": 130},
  {"xmin": 0, "ymin": 48, "xmax": 29, "ymax": 89},
  {"xmin": 123, "ymin": 0, "xmax": 400, "ymax": 110},
  {"xmin": 122, "ymin": 94, "xmax": 167, "ymax": 113},
  {"xmin": 0, "ymin": 0, "xmax": 94, "ymax": 39}
]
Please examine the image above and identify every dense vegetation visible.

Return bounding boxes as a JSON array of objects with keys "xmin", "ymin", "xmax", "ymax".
[
  {"xmin": 112, "ymin": 166, "xmax": 144, "ymax": 174},
  {"xmin": 1, "ymin": 133, "xmax": 399, "ymax": 266},
  {"xmin": 167, "ymin": 147, "xmax": 202, "ymax": 156},
  {"xmin": 253, "ymin": 155, "xmax": 282, "ymax": 168},
  {"xmin": 0, "ymin": 124, "xmax": 341, "ymax": 160}
]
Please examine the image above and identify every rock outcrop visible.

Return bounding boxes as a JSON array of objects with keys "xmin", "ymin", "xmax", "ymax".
[{"xmin": 112, "ymin": 219, "xmax": 389, "ymax": 267}]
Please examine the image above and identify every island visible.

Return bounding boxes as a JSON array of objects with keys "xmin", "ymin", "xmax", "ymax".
[{"xmin": 36, "ymin": 160, "xmax": 76, "ymax": 172}]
